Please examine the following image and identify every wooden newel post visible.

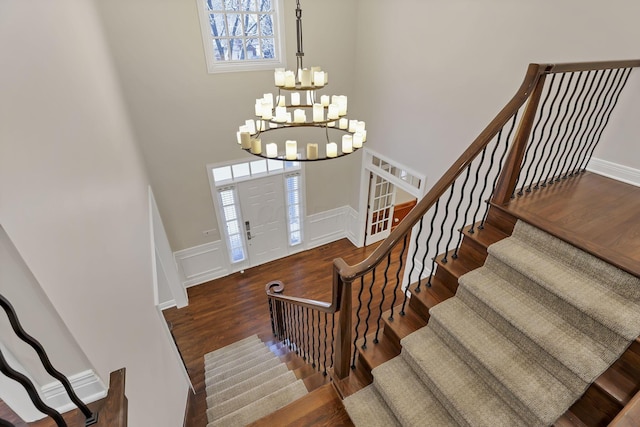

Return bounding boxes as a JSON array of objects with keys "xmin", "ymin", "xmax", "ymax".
[
  {"xmin": 333, "ymin": 267, "xmax": 352, "ymax": 380},
  {"xmin": 493, "ymin": 72, "xmax": 548, "ymax": 205},
  {"xmin": 265, "ymin": 281, "xmax": 286, "ymax": 338}
]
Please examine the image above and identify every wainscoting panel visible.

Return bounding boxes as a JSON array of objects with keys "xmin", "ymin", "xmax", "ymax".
[
  {"xmin": 346, "ymin": 207, "xmax": 362, "ymax": 247},
  {"xmin": 305, "ymin": 206, "xmax": 349, "ymax": 250},
  {"xmin": 175, "ymin": 241, "xmax": 230, "ymax": 288}
]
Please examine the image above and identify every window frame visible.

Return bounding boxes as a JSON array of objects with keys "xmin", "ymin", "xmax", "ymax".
[{"xmin": 195, "ymin": 0, "xmax": 287, "ymax": 74}]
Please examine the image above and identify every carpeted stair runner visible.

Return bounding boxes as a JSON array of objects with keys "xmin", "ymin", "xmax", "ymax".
[
  {"xmin": 344, "ymin": 220, "xmax": 640, "ymax": 426},
  {"xmin": 204, "ymin": 335, "xmax": 308, "ymax": 427}
]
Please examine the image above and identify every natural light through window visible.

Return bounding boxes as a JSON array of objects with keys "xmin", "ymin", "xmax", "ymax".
[
  {"xmin": 285, "ymin": 172, "xmax": 302, "ymax": 246},
  {"xmin": 196, "ymin": 0, "xmax": 285, "ymax": 73},
  {"xmin": 218, "ymin": 186, "xmax": 246, "ymax": 262}
]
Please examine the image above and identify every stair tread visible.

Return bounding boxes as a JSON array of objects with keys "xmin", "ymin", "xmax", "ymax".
[
  {"xmin": 343, "ymin": 384, "xmax": 400, "ymax": 427},
  {"xmin": 490, "ymin": 225, "xmax": 640, "ymax": 339},
  {"xmin": 408, "ymin": 275, "xmax": 455, "ymax": 318},
  {"xmin": 204, "ymin": 335, "xmax": 262, "ymax": 362},
  {"xmin": 429, "ymin": 297, "xmax": 575, "ymax": 425},
  {"xmin": 372, "ymin": 357, "xmax": 457, "ymax": 426},
  {"xmin": 207, "ymin": 379, "xmax": 307, "ymax": 427},
  {"xmin": 205, "ymin": 362, "xmax": 289, "ymax": 397},
  {"xmin": 206, "ymin": 370, "xmax": 299, "ymax": 420},
  {"xmin": 458, "ymin": 267, "xmax": 612, "ymax": 390},
  {"xmin": 382, "ymin": 305, "xmax": 427, "ymax": 344},
  {"xmin": 356, "ymin": 333, "xmax": 399, "ymax": 372},
  {"xmin": 554, "ymin": 410, "xmax": 589, "ymax": 427},
  {"xmin": 401, "ymin": 327, "xmax": 526, "ymax": 426},
  {"xmin": 206, "ymin": 349, "xmax": 276, "ymax": 382},
  {"xmin": 463, "ymin": 221, "xmax": 509, "ymax": 245},
  {"xmin": 435, "ymin": 249, "xmax": 479, "ymax": 278}
]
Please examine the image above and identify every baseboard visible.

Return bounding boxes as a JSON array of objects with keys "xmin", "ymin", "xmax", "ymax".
[
  {"xmin": 174, "ymin": 241, "xmax": 230, "ymax": 288},
  {"xmin": 41, "ymin": 370, "xmax": 106, "ymax": 414},
  {"xmin": 159, "ymin": 299, "xmax": 177, "ymax": 311},
  {"xmin": 587, "ymin": 158, "xmax": 640, "ymax": 187}
]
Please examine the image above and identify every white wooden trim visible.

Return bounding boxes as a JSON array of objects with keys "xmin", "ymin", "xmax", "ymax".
[
  {"xmin": 41, "ymin": 370, "xmax": 106, "ymax": 415},
  {"xmin": 175, "ymin": 241, "xmax": 231, "ymax": 288},
  {"xmin": 587, "ymin": 158, "xmax": 640, "ymax": 187},
  {"xmin": 345, "ymin": 207, "xmax": 362, "ymax": 248},
  {"xmin": 305, "ymin": 206, "xmax": 350, "ymax": 249}
]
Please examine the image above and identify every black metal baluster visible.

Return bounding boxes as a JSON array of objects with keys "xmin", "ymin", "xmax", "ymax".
[
  {"xmin": 389, "ymin": 235, "xmax": 408, "ymax": 321},
  {"xmin": 527, "ymin": 73, "xmax": 565, "ymax": 190},
  {"xmin": 351, "ymin": 276, "xmax": 365, "ymax": 368},
  {"xmin": 286, "ymin": 302, "xmax": 294, "ymax": 348},
  {"xmin": 576, "ymin": 68, "xmax": 622, "ymax": 173},
  {"xmin": 0, "ymin": 418, "xmax": 16, "ymax": 427},
  {"xmin": 560, "ymin": 70, "xmax": 598, "ymax": 179},
  {"xmin": 330, "ymin": 312, "xmax": 336, "ymax": 369},
  {"xmin": 471, "ymin": 127, "xmax": 503, "ymax": 226},
  {"xmin": 545, "ymin": 72, "xmax": 580, "ymax": 183},
  {"xmin": 405, "ymin": 217, "xmax": 424, "ymax": 293},
  {"xmin": 448, "ymin": 164, "xmax": 472, "ymax": 259},
  {"xmin": 518, "ymin": 74, "xmax": 558, "ymax": 194},
  {"xmin": 418, "ymin": 201, "xmax": 440, "ymax": 291},
  {"xmin": 361, "ymin": 270, "xmax": 376, "ymax": 350},
  {"xmin": 566, "ymin": 69, "xmax": 607, "ymax": 177},
  {"xmin": 374, "ymin": 254, "xmax": 392, "ymax": 343},
  {"xmin": 0, "ymin": 294, "xmax": 96, "ymax": 425},
  {"xmin": 580, "ymin": 68, "xmax": 632, "ymax": 172},
  {"xmin": 436, "ymin": 182, "xmax": 456, "ymax": 264},
  {"xmin": 482, "ymin": 114, "xmax": 517, "ymax": 227},
  {"xmin": 322, "ymin": 312, "xmax": 328, "ymax": 375},
  {"xmin": 310, "ymin": 310, "xmax": 317, "ymax": 368},
  {"xmin": 455, "ymin": 150, "xmax": 486, "ymax": 254},
  {"xmin": 305, "ymin": 307, "xmax": 311, "ymax": 362},
  {"xmin": 267, "ymin": 299, "xmax": 276, "ymax": 336},
  {"xmin": 292, "ymin": 304, "xmax": 300, "ymax": 354}
]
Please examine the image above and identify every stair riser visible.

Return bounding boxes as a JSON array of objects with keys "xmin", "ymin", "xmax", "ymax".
[{"xmin": 485, "ymin": 205, "xmax": 517, "ymax": 235}]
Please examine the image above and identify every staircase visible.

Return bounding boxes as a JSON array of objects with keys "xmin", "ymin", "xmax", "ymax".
[
  {"xmin": 203, "ymin": 335, "xmax": 331, "ymax": 427},
  {"xmin": 343, "ymin": 220, "xmax": 640, "ymax": 426},
  {"xmin": 257, "ymin": 59, "xmax": 640, "ymax": 427}
]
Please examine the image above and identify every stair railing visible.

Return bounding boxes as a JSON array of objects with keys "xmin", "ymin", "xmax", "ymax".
[
  {"xmin": 0, "ymin": 294, "xmax": 98, "ymax": 426},
  {"xmin": 266, "ymin": 59, "xmax": 640, "ymax": 380}
]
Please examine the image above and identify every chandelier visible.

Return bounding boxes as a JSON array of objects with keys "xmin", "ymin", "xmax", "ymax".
[{"xmin": 236, "ymin": 0, "xmax": 366, "ymax": 161}]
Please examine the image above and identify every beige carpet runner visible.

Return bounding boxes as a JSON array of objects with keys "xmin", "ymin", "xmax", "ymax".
[
  {"xmin": 204, "ymin": 335, "xmax": 307, "ymax": 427},
  {"xmin": 344, "ymin": 220, "xmax": 640, "ymax": 426}
]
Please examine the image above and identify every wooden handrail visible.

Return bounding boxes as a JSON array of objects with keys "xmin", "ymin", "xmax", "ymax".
[
  {"xmin": 266, "ymin": 58, "xmax": 640, "ymax": 380},
  {"xmin": 335, "ymin": 63, "xmax": 547, "ymax": 282}
]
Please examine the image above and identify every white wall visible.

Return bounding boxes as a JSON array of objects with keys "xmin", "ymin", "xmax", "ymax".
[
  {"xmin": 352, "ymin": 0, "xmax": 640, "ymax": 189},
  {"xmin": 94, "ymin": 0, "xmax": 361, "ymax": 252},
  {"xmin": 0, "ymin": 1, "xmax": 189, "ymax": 426}
]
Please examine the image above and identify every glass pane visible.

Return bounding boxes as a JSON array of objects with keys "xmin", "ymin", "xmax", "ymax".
[
  {"xmin": 229, "ymin": 233, "xmax": 243, "ymax": 248},
  {"xmin": 261, "ymin": 38, "xmax": 275, "ymax": 59},
  {"xmin": 226, "ymin": 220, "xmax": 240, "ymax": 235},
  {"xmin": 223, "ymin": 205, "xmax": 237, "ymax": 221},
  {"xmin": 250, "ymin": 160, "xmax": 267, "ymax": 175},
  {"xmin": 289, "ymin": 205, "xmax": 299, "ymax": 218},
  {"xmin": 213, "ymin": 166, "xmax": 232, "ymax": 182},
  {"xmin": 290, "ymin": 231, "xmax": 301, "ymax": 245},
  {"xmin": 210, "ymin": 14, "xmax": 227, "ymax": 37},
  {"xmin": 258, "ymin": 0, "xmax": 272, "ymax": 12},
  {"xmin": 219, "ymin": 189, "xmax": 235, "ymax": 206},
  {"xmin": 206, "ymin": 0, "xmax": 224, "ymax": 11},
  {"xmin": 244, "ymin": 14, "xmax": 258, "ymax": 36},
  {"xmin": 227, "ymin": 14, "xmax": 243, "ymax": 36},
  {"xmin": 289, "ymin": 222, "xmax": 300, "ymax": 232},
  {"xmin": 245, "ymin": 38, "xmax": 260, "ymax": 59},
  {"xmin": 232, "ymin": 163, "xmax": 250, "ymax": 178},
  {"xmin": 287, "ymin": 192, "xmax": 299, "ymax": 205},
  {"xmin": 228, "ymin": 38, "xmax": 244, "ymax": 60},
  {"xmin": 259, "ymin": 14, "xmax": 274, "ymax": 36},
  {"xmin": 224, "ymin": 0, "xmax": 240, "ymax": 11},
  {"xmin": 247, "ymin": 0, "xmax": 258, "ymax": 11},
  {"xmin": 284, "ymin": 161, "xmax": 299, "ymax": 169},
  {"xmin": 267, "ymin": 159, "xmax": 283, "ymax": 171}
]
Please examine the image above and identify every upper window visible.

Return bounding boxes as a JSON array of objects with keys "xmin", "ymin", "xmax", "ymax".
[{"xmin": 196, "ymin": 0, "xmax": 286, "ymax": 73}]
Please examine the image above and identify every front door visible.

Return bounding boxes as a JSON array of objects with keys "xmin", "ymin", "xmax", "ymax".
[{"xmin": 237, "ymin": 175, "xmax": 289, "ymax": 266}]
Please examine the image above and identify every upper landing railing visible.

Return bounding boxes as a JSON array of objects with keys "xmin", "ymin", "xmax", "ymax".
[
  {"xmin": 267, "ymin": 59, "xmax": 640, "ymax": 380},
  {"xmin": 0, "ymin": 294, "xmax": 97, "ymax": 427}
]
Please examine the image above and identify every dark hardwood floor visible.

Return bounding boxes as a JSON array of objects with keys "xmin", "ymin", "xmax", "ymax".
[
  {"xmin": 163, "ymin": 238, "xmax": 403, "ymax": 427},
  {"xmin": 500, "ymin": 171, "xmax": 640, "ymax": 277}
]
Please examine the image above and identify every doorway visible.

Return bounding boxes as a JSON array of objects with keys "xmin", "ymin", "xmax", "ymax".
[{"xmin": 237, "ymin": 175, "xmax": 289, "ymax": 266}]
